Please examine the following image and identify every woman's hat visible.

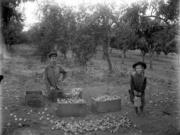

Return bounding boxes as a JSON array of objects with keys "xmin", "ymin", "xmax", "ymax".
[
  {"xmin": 132, "ymin": 61, "xmax": 147, "ymax": 69},
  {"xmin": 48, "ymin": 50, "xmax": 57, "ymax": 58}
]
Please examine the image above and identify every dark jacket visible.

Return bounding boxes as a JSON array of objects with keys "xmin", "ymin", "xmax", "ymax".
[{"xmin": 130, "ymin": 73, "xmax": 147, "ymax": 95}]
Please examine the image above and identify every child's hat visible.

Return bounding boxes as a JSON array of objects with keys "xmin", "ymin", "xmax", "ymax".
[
  {"xmin": 132, "ymin": 61, "xmax": 147, "ymax": 69},
  {"xmin": 48, "ymin": 50, "xmax": 57, "ymax": 58}
]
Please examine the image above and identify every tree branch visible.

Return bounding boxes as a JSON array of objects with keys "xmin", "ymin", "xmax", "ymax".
[
  {"xmin": 141, "ymin": 15, "xmax": 170, "ymax": 26},
  {"xmin": 165, "ymin": 37, "xmax": 176, "ymax": 46}
]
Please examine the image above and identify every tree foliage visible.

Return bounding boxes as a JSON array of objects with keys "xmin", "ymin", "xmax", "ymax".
[
  {"xmin": 121, "ymin": 0, "xmax": 178, "ymax": 69},
  {"xmin": 28, "ymin": 5, "xmax": 74, "ymax": 61},
  {"xmin": 1, "ymin": 0, "xmax": 24, "ymax": 46},
  {"xmin": 15, "ymin": 0, "xmax": 178, "ymax": 70}
]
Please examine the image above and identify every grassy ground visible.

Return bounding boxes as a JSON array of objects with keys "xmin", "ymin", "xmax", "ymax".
[{"xmin": 1, "ymin": 44, "xmax": 180, "ymax": 135}]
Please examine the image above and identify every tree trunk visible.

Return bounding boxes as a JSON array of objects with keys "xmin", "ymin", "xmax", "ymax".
[
  {"xmin": 121, "ymin": 49, "xmax": 126, "ymax": 64},
  {"xmin": 124, "ymin": 49, "xmax": 127, "ymax": 58},
  {"xmin": 6, "ymin": 44, "xmax": 9, "ymax": 53},
  {"xmin": 6, "ymin": 44, "xmax": 13, "ymax": 53},
  {"xmin": 102, "ymin": 53, "xmax": 106, "ymax": 60},
  {"xmin": 156, "ymin": 53, "xmax": 160, "ymax": 58},
  {"xmin": 121, "ymin": 51, "xmax": 125, "ymax": 64},
  {"xmin": 106, "ymin": 52, "xmax": 113, "ymax": 73},
  {"xmin": 103, "ymin": 43, "xmax": 113, "ymax": 73},
  {"xmin": 102, "ymin": 46, "xmax": 106, "ymax": 60},
  {"xmin": 103, "ymin": 16, "xmax": 113, "ymax": 73},
  {"xmin": 63, "ymin": 52, "xmax": 67, "ymax": 60},
  {"xmin": 149, "ymin": 50, "xmax": 153, "ymax": 70},
  {"xmin": 141, "ymin": 51, "xmax": 145, "ymax": 62},
  {"xmin": 109, "ymin": 48, "xmax": 113, "ymax": 54},
  {"xmin": 142, "ymin": 55, "xmax": 145, "ymax": 62}
]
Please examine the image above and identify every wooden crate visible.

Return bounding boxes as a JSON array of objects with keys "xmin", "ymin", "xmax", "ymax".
[
  {"xmin": 91, "ymin": 98, "xmax": 121, "ymax": 113},
  {"xmin": 25, "ymin": 91, "xmax": 44, "ymax": 107},
  {"xmin": 56, "ymin": 103, "xmax": 88, "ymax": 117},
  {"xmin": 48, "ymin": 91, "xmax": 64, "ymax": 102}
]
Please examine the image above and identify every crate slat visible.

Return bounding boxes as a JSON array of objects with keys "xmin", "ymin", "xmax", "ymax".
[
  {"xmin": 56, "ymin": 103, "xmax": 88, "ymax": 117},
  {"xmin": 91, "ymin": 98, "xmax": 121, "ymax": 113},
  {"xmin": 25, "ymin": 91, "xmax": 44, "ymax": 107}
]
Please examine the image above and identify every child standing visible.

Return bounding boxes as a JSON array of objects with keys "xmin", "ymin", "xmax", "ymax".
[
  {"xmin": 44, "ymin": 50, "xmax": 67, "ymax": 102},
  {"xmin": 129, "ymin": 61, "xmax": 147, "ymax": 115}
]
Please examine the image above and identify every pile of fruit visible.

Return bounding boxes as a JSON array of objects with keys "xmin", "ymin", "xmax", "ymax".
[
  {"xmin": 92, "ymin": 95, "xmax": 121, "ymax": 102},
  {"xmin": 51, "ymin": 113, "xmax": 135, "ymax": 134},
  {"xmin": 71, "ymin": 88, "xmax": 82, "ymax": 97}
]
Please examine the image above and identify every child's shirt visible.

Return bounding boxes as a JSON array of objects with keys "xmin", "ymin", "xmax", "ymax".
[{"xmin": 130, "ymin": 73, "xmax": 147, "ymax": 94}]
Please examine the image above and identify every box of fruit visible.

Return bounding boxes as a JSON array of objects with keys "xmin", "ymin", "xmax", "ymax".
[
  {"xmin": 66, "ymin": 88, "xmax": 83, "ymax": 99},
  {"xmin": 91, "ymin": 95, "xmax": 121, "ymax": 113},
  {"xmin": 56, "ymin": 98, "xmax": 88, "ymax": 117}
]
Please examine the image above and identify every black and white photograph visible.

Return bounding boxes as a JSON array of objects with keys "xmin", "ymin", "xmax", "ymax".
[{"xmin": 0, "ymin": 0, "xmax": 179, "ymax": 134}]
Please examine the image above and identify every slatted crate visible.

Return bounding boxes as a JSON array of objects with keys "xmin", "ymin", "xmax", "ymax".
[
  {"xmin": 25, "ymin": 91, "xmax": 44, "ymax": 107},
  {"xmin": 91, "ymin": 98, "xmax": 121, "ymax": 113},
  {"xmin": 56, "ymin": 102, "xmax": 88, "ymax": 117}
]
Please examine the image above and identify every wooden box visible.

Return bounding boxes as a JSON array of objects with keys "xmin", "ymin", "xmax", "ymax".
[
  {"xmin": 91, "ymin": 98, "xmax": 121, "ymax": 113},
  {"xmin": 25, "ymin": 91, "xmax": 44, "ymax": 107},
  {"xmin": 56, "ymin": 103, "xmax": 88, "ymax": 117}
]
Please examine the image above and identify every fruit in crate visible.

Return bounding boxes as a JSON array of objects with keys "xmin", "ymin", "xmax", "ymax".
[
  {"xmin": 92, "ymin": 95, "xmax": 121, "ymax": 102},
  {"xmin": 57, "ymin": 98, "xmax": 86, "ymax": 104},
  {"xmin": 64, "ymin": 88, "xmax": 83, "ymax": 98},
  {"xmin": 71, "ymin": 88, "xmax": 82, "ymax": 97}
]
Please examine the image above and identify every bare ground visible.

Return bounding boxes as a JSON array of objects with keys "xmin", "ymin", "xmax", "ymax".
[{"xmin": 1, "ymin": 44, "xmax": 180, "ymax": 135}]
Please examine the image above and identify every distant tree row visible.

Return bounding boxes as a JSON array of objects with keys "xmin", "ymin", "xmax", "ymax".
[
  {"xmin": 110, "ymin": 0, "xmax": 179, "ymax": 69},
  {"xmin": 1, "ymin": 0, "xmax": 179, "ymax": 71}
]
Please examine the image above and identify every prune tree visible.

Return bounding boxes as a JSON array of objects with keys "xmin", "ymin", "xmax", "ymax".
[
  {"xmin": 29, "ymin": 4, "xmax": 74, "ymax": 62},
  {"xmin": 122, "ymin": 0, "xmax": 178, "ymax": 69},
  {"xmin": 1, "ymin": 0, "xmax": 24, "ymax": 49}
]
